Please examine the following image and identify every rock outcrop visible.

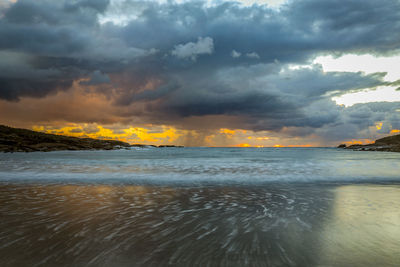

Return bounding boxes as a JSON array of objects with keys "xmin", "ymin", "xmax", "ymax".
[
  {"xmin": 339, "ymin": 134, "xmax": 400, "ymax": 152},
  {"xmin": 0, "ymin": 125, "xmax": 131, "ymax": 152}
]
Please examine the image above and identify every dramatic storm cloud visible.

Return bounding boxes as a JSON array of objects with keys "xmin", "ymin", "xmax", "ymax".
[{"xmin": 1, "ymin": 0, "xmax": 400, "ymax": 145}]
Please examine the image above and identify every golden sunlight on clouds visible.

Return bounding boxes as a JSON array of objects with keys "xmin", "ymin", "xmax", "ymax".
[
  {"xmin": 33, "ymin": 124, "xmax": 183, "ymax": 145},
  {"xmin": 124, "ymin": 126, "xmax": 181, "ymax": 143},
  {"xmin": 29, "ymin": 124, "xmax": 330, "ymax": 147},
  {"xmin": 20, "ymin": 123, "xmax": 394, "ymax": 147},
  {"xmin": 219, "ymin": 128, "xmax": 237, "ymax": 137},
  {"xmin": 342, "ymin": 139, "xmax": 374, "ymax": 146},
  {"xmin": 237, "ymin": 143, "xmax": 251, "ymax": 147}
]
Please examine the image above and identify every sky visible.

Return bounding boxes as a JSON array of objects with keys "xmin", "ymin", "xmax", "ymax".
[{"xmin": 1, "ymin": 0, "xmax": 400, "ymax": 147}]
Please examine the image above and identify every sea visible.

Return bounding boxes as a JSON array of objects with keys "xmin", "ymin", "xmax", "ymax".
[{"xmin": 0, "ymin": 147, "xmax": 399, "ymax": 266}]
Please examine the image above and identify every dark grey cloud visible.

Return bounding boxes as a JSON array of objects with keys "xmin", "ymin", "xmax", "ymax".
[
  {"xmin": 80, "ymin": 70, "xmax": 111, "ymax": 86},
  {"xmin": 0, "ymin": 78, "xmax": 72, "ymax": 101},
  {"xmin": 134, "ymin": 64, "xmax": 386, "ymax": 132},
  {"xmin": 283, "ymin": 0, "xmax": 400, "ymax": 53},
  {"xmin": 314, "ymin": 102, "xmax": 400, "ymax": 141},
  {"xmin": 1, "ymin": 0, "xmax": 400, "ymax": 142},
  {"xmin": 0, "ymin": 0, "xmax": 151, "ymax": 100}
]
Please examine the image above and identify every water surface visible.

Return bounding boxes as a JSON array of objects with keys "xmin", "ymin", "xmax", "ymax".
[
  {"xmin": 1, "ymin": 147, "xmax": 400, "ymax": 184},
  {"xmin": 0, "ymin": 148, "xmax": 399, "ymax": 266}
]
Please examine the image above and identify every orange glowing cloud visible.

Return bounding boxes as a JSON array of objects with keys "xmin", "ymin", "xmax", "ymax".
[
  {"xmin": 32, "ymin": 124, "xmax": 183, "ymax": 145},
  {"xmin": 237, "ymin": 143, "xmax": 251, "ymax": 147},
  {"xmin": 375, "ymin": 122, "xmax": 383, "ymax": 130},
  {"xmin": 219, "ymin": 128, "xmax": 236, "ymax": 137},
  {"xmin": 342, "ymin": 139, "xmax": 374, "ymax": 146}
]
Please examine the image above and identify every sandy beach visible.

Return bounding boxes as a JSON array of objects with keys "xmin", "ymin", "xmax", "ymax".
[{"xmin": 1, "ymin": 183, "xmax": 399, "ymax": 266}]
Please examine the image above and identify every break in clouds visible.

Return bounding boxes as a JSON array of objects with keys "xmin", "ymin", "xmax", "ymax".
[{"xmin": 1, "ymin": 0, "xmax": 400, "ymax": 144}]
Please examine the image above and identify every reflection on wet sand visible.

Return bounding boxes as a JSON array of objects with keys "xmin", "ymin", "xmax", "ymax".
[
  {"xmin": 318, "ymin": 185, "xmax": 400, "ymax": 266},
  {"xmin": 0, "ymin": 183, "xmax": 399, "ymax": 266}
]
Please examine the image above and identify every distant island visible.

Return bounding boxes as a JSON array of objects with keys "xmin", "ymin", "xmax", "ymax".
[
  {"xmin": 338, "ymin": 134, "xmax": 400, "ymax": 152},
  {"xmin": 0, "ymin": 125, "xmax": 183, "ymax": 152}
]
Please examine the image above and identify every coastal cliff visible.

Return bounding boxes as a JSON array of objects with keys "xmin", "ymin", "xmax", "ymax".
[
  {"xmin": 338, "ymin": 134, "xmax": 400, "ymax": 152},
  {"xmin": 0, "ymin": 125, "xmax": 131, "ymax": 152}
]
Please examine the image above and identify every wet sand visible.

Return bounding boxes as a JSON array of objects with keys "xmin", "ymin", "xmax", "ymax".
[{"xmin": 0, "ymin": 183, "xmax": 399, "ymax": 266}]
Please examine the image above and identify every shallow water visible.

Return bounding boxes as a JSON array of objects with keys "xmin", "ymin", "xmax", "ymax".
[
  {"xmin": 0, "ymin": 183, "xmax": 399, "ymax": 266},
  {"xmin": 0, "ymin": 148, "xmax": 400, "ymax": 266},
  {"xmin": 1, "ymin": 147, "xmax": 400, "ymax": 184}
]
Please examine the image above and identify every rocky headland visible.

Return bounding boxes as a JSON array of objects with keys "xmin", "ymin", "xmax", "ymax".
[
  {"xmin": 0, "ymin": 125, "xmax": 132, "ymax": 152},
  {"xmin": 0, "ymin": 125, "xmax": 185, "ymax": 152},
  {"xmin": 338, "ymin": 134, "xmax": 400, "ymax": 152}
]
